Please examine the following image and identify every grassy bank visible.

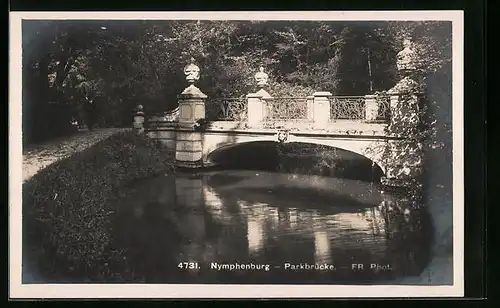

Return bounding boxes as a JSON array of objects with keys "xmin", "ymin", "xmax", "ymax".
[{"xmin": 22, "ymin": 131, "xmax": 175, "ymax": 281}]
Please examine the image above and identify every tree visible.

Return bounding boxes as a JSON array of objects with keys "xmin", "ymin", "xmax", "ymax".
[{"xmin": 22, "ymin": 20, "xmax": 452, "ymax": 143}]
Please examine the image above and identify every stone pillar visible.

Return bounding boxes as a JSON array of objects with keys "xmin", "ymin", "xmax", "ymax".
[
  {"xmin": 246, "ymin": 93, "xmax": 264, "ymax": 128},
  {"xmin": 176, "ymin": 87, "xmax": 206, "ymax": 168},
  {"xmin": 380, "ymin": 36, "xmax": 425, "ymax": 187},
  {"xmin": 175, "ymin": 59, "xmax": 206, "ymax": 168},
  {"xmin": 383, "ymin": 89, "xmax": 423, "ymax": 188},
  {"xmin": 364, "ymin": 94, "xmax": 378, "ymax": 122},
  {"xmin": 312, "ymin": 91, "xmax": 332, "ymax": 129},
  {"xmin": 132, "ymin": 105, "xmax": 145, "ymax": 134},
  {"xmin": 248, "ymin": 67, "xmax": 272, "ymax": 127},
  {"xmin": 178, "ymin": 86, "xmax": 207, "ymax": 125}
]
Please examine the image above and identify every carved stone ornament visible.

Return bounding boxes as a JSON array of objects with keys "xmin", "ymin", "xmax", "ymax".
[
  {"xmin": 276, "ymin": 129, "xmax": 289, "ymax": 143},
  {"xmin": 184, "ymin": 58, "xmax": 200, "ymax": 84},
  {"xmin": 396, "ymin": 39, "xmax": 418, "ymax": 71},
  {"xmin": 254, "ymin": 66, "xmax": 269, "ymax": 88}
]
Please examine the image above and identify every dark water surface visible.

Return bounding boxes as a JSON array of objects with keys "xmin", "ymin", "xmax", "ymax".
[{"xmin": 111, "ymin": 170, "xmax": 433, "ymax": 284}]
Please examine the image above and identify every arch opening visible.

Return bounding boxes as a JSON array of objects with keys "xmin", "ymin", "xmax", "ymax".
[{"xmin": 206, "ymin": 141, "xmax": 385, "ymax": 182}]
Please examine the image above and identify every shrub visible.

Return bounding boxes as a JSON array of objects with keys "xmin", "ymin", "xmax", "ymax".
[
  {"xmin": 23, "ymin": 131, "xmax": 175, "ymax": 281},
  {"xmin": 268, "ymin": 81, "xmax": 316, "ymax": 98}
]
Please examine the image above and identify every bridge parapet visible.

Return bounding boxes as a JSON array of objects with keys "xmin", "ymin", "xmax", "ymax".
[
  {"xmin": 205, "ymin": 94, "xmax": 391, "ymax": 127},
  {"xmin": 199, "ymin": 66, "xmax": 393, "ymax": 127},
  {"xmin": 206, "ymin": 98, "xmax": 247, "ymax": 121},
  {"xmin": 328, "ymin": 95, "xmax": 391, "ymax": 123}
]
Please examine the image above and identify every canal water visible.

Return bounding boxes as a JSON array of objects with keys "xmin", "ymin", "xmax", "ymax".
[{"xmin": 111, "ymin": 169, "xmax": 433, "ymax": 284}]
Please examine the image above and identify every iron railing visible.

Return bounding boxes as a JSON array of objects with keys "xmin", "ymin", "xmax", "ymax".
[
  {"xmin": 205, "ymin": 95, "xmax": 392, "ymax": 123},
  {"xmin": 206, "ymin": 98, "xmax": 247, "ymax": 121},
  {"xmin": 329, "ymin": 96, "xmax": 366, "ymax": 120},
  {"xmin": 264, "ymin": 97, "xmax": 311, "ymax": 122},
  {"xmin": 328, "ymin": 95, "xmax": 391, "ymax": 122},
  {"xmin": 374, "ymin": 95, "xmax": 391, "ymax": 121}
]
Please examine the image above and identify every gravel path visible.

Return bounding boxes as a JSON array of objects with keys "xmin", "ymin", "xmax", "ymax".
[{"xmin": 23, "ymin": 128, "xmax": 128, "ymax": 182}]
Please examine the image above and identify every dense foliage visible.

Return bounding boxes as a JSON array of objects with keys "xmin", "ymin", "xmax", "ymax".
[
  {"xmin": 22, "ymin": 20, "xmax": 452, "ymax": 143},
  {"xmin": 23, "ymin": 131, "xmax": 175, "ymax": 280}
]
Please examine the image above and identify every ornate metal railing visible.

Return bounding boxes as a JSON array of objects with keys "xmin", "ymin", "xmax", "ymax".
[
  {"xmin": 374, "ymin": 95, "xmax": 391, "ymax": 121},
  {"xmin": 328, "ymin": 95, "xmax": 391, "ymax": 122},
  {"xmin": 329, "ymin": 96, "xmax": 366, "ymax": 120},
  {"xmin": 264, "ymin": 97, "xmax": 311, "ymax": 122},
  {"xmin": 206, "ymin": 98, "xmax": 247, "ymax": 121},
  {"xmin": 204, "ymin": 95, "xmax": 391, "ymax": 123}
]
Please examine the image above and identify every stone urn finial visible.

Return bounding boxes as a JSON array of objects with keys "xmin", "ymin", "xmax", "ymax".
[
  {"xmin": 255, "ymin": 66, "xmax": 269, "ymax": 88},
  {"xmin": 396, "ymin": 37, "xmax": 418, "ymax": 72},
  {"xmin": 133, "ymin": 104, "xmax": 145, "ymax": 134},
  {"xmin": 184, "ymin": 57, "xmax": 200, "ymax": 84}
]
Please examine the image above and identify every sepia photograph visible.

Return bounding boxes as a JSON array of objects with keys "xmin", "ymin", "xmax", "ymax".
[{"xmin": 9, "ymin": 11, "xmax": 464, "ymax": 298}]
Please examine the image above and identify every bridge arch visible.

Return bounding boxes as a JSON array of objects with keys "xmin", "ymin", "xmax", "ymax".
[
  {"xmin": 202, "ymin": 135, "xmax": 386, "ymax": 181},
  {"xmin": 282, "ymin": 136, "xmax": 387, "ymax": 175}
]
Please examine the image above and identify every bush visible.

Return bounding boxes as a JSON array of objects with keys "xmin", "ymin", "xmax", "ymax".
[
  {"xmin": 23, "ymin": 131, "xmax": 175, "ymax": 281},
  {"xmin": 268, "ymin": 81, "xmax": 316, "ymax": 97}
]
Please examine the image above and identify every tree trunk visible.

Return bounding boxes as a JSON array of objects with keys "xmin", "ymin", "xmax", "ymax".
[
  {"xmin": 38, "ymin": 55, "xmax": 51, "ymax": 104},
  {"xmin": 53, "ymin": 47, "xmax": 76, "ymax": 97},
  {"xmin": 367, "ymin": 47, "xmax": 374, "ymax": 93}
]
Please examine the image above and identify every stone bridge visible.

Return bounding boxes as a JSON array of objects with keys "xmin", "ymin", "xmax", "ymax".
[
  {"xmin": 147, "ymin": 120, "xmax": 393, "ymax": 175},
  {"xmin": 135, "ymin": 60, "xmax": 419, "ymax": 186},
  {"xmin": 143, "ymin": 84, "xmax": 400, "ymax": 180}
]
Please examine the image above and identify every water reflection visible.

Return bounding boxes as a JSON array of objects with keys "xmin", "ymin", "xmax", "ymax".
[
  {"xmin": 314, "ymin": 230, "xmax": 331, "ymax": 264},
  {"xmin": 113, "ymin": 170, "xmax": 433, "ymax": 284},
  {"xmin": 247, "ymin": 217, "xmax": 264, "ymax": 255}
]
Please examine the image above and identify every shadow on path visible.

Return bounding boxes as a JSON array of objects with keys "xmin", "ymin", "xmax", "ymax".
[{"xmin": 22, "ymin": 128, "xmax": 129, "ymax": 182}]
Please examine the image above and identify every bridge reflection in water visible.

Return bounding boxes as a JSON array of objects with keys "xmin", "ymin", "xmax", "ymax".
[{"xmin": 114, "ymin": 170, "xmax": 432, "ymax": 284}]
